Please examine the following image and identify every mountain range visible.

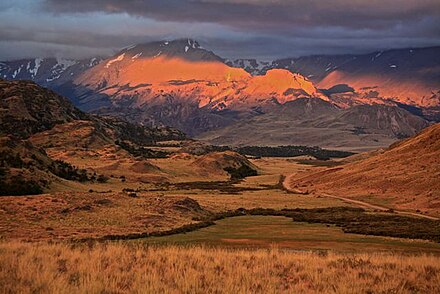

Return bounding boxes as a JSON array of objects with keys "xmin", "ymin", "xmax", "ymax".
[
  {"xmin": 227, "ymin": 47, "xmax": 440, "ymax": 108},
  {"xmin": 1, "ymin": 39, "xmax": 439, "ymax": 150}
]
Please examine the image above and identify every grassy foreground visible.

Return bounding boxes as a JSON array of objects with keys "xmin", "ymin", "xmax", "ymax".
[{"xmin": 1, "ymin": 242, "xmax": 439, "ymax": 293}]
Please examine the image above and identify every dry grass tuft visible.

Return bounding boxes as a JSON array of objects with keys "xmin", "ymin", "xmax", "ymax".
[{"xmin": 0, "ymin": 241, "xmax": 439, "ymax": 293}]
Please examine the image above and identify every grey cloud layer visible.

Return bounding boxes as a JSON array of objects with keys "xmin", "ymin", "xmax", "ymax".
[
  {"xmin": 0, "ymin": 0, "xmax": 439, "ymax": 60},
  {"xmin": 44, "ymin": 0, "xmax": 440, "ymax": 30}
]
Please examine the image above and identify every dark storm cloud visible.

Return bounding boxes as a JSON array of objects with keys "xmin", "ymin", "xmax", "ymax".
[
  {"xmin": 0, "ymin": 0, "xmax": 439, "ymax": 60},
  {"xmin": 44, "ymin": 0, "xmax": 440, "ymax": 31},
  {"xmin": 42, "ymin": 0, "xmax": 440, "ymax": 57}
]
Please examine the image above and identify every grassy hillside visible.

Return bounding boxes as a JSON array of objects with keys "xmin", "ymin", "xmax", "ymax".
[{"xmin": 288, "ymin": 123, "xmax": 440, "ymax": 216}]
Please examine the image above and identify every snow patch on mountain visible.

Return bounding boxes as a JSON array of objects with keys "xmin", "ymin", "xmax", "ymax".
[
  {"xmin": 105, "ymin": 53, "xmax": 125, "ymax": 68},
  {"xmin": 132, "ymin": 53, "xmax": 143, "ymax": 60},
  {"xmin": 44, "ymin": 58, "xmax": 78, "ymax": 82},
  {"xmin": 188, "ymin": 39, "xmax": 199, "ymax": 49},
  {"xmin": 46, "ymin": 75, "xmax": 60, "ymax": 82},
  {"xmin": 12, "ymin": 65, "xmax": 23, "ymax": 78},
  {"xmin": 89, "ymin": 58, "xmax": 97, "ymax": 67},
  {"xmin": 29, "ymin": 58, "xmax": 43, "ymax": 78},
  {"xmin": 56, "ymin": 58, "xmax": 77, "ymax": 69},
  {"xmin": 226, "ymin": 59, "xmax": 272, "ymax": 75}
]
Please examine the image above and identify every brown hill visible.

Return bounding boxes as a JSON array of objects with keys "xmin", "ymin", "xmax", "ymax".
[
  {"xmin": 0, "ymin": 79, "xmax": 87, "ymax": 138},
  {"xmin": 0, "ymin": 79, "xmax": 185, "ymax": 143},
  {"xmin": 129, "ymin": 160, "xmax": 161, "ymax": 174},
  {"xmin": 289, "ymin": 123, "xmax": 440, "ymax": 216},
  {"xmin": 191, "ymin": 151, "xmax": 258, "ymax": 179},
  {"xmin": 0, "ymin": 136, "xmax": 91, "ymax": 196}
]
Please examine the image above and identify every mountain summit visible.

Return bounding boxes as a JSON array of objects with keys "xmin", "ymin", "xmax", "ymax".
[
  {"xmin": 116, "ymin": 39, "xmax": 223, "ymax": 63},
  {"xmin": 66, "ymin": 39, "xmax": 327, "ymax": 135}
]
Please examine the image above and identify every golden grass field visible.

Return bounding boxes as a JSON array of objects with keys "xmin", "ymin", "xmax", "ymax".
[{"xmin": 1, "ymin": 242, "xmax": 440, "ymax": 294}]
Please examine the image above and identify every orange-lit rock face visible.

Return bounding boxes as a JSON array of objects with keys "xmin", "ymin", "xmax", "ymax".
[
  {"xmin": 319, "ymin": 70, "xmax": 440, "ymax": 107},
  {"xmin": 75, "ymin": 55, "xmax": 324, "ymax": 110},
  {"xmin": 243, "ymin": 69, "xmax": 326, "ymax": 104},
  {"xmin": 118, "ymin": 56, "xmax": 250, "ymax": 84}
]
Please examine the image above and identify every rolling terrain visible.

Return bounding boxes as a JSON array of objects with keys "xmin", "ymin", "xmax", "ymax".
[
  {"xmin": 197, "ymin": 98, "xmax": 428, "ymax": 151},
  {"xmin": 0, "ymin": 79, "xmax": 185, "ymax": 194}
]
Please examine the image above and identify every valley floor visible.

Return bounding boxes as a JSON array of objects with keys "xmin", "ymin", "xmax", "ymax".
[{"xmin": 1, "ymin": 156, "xmax": 439, "ymax": 293}]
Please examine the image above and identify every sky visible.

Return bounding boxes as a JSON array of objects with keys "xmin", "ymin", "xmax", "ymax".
[{"xmin": 1, "ymin": 0, "xmax": 440, "ymax": 60}]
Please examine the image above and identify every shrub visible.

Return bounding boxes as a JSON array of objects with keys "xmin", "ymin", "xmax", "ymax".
[
  {"xmin": 97, "ymin": 175, "xmax": 109, "ymax": 183},
  {"xmin": 235, "ymin": 145, "xmax": 354, "ymax": 159},
  {"xmin": 224, "ymin": 165, "xmax": 257, "ymax": 180},
  {"xmin": 0, "ymin": 176, "xmax": 43, "ymax": 196},
  {"xmin": 0, "ymin": 151, "xmax": 25, "ymax": 168},
  {"xmin": 49, "ymin": 160, "xmax": 90, "ymax": 182},
  {"xmin": 116, "ymin": 141, "xmax": 169, "ymax": 158}
]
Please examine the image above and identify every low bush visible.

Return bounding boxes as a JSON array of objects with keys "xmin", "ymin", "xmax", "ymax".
[
  {"xmin": 224, "ymin": 165, "xmax": 258, "ymax": 180},
  {"xmin": 0, "ymin": 176, "xmax": 43, "ymax": 196}
]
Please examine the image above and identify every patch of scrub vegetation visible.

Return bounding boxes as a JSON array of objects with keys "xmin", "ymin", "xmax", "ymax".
[
  {"xmin": 224, "ymin": 164, "xmax": 258, "ymax": 180},
  {"xmin": 49, "ymin": 160, "xmax": 91, "ymax": 182},
  {"xmin": 146, "ymin": 180, "xmax": 267, "ymax": 194},
  {"xmin": 0, "ymin": 171, "xmax": 43, "ymax": 196},
  {"xmin": 115, "ymin": 140, "xmax": 170, "ymax": 158},
  {"xmin": 1, "ymin": 242, "xmax": 439, "ymax": 293},
  {"xmin": 0, "ymin": 150, "xmax": 108, "ymax": 195},
  {"xmin": 236, "ymin": 145, "xmax": 354, "ymax": 160},
  {"xmin": 179, "ymin": 142, "xmax": 354, "ymax": 159}
]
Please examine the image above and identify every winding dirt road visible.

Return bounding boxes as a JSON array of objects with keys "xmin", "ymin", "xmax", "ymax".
[{"xmin": 283, "ymin": 173, "xmax": 439, "ymax": 221}]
